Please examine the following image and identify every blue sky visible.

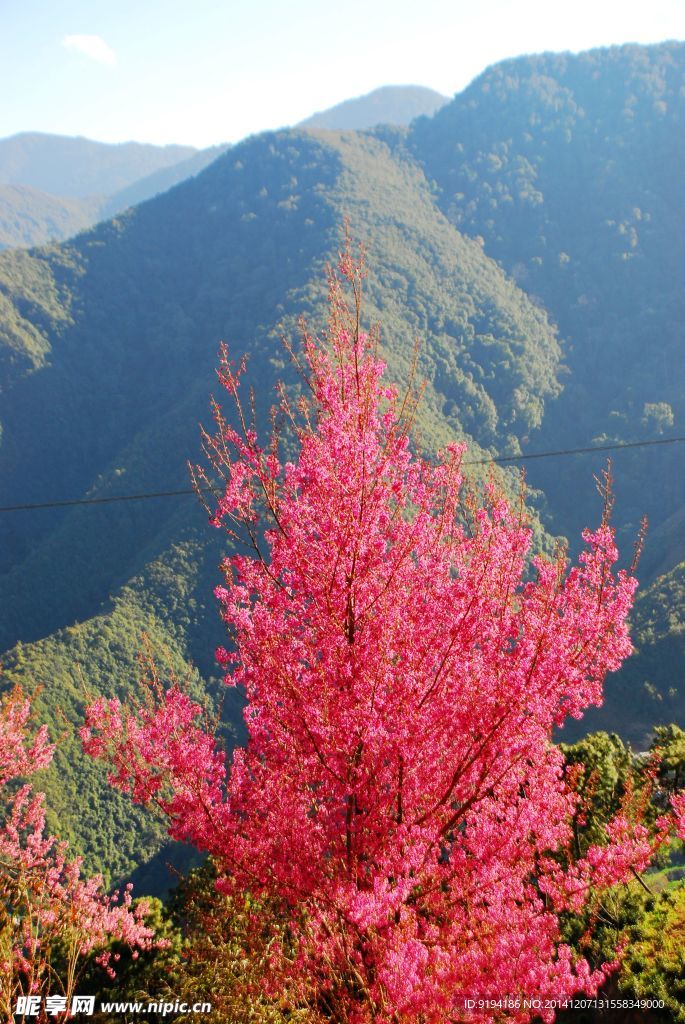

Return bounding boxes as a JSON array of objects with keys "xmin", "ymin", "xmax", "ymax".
[{"xmin": 3, "ymin": 0, "xmax": 685, "ymax": 147}]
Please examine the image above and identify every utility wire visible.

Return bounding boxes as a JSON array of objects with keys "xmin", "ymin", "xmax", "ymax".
[
  {"xmin": 0, "ymin": 488, "xmax": 198, "ymax": 513},
  {"xmin": 466, "ymin": 434, "xmax": 685, "ymax": 465},
  {"xmin": 1, "ymin": 434, "xmax": 684, "ymax": 514}
]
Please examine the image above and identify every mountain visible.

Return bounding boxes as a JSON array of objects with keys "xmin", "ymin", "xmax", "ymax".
[
  {"xmin": 0, "ymin": 148, "xmax": 235, "ymax": 251},
  {"xmin": 0, "ymin": 130, "xmax": 560, "ymax": 645},
  {"xmin": 0, "ymin": 127, "xmax": 559, "ymax": 886},
  {"xmin": 99, "ymin": 144, "xmax": 231, "ymax": 219},
  {"xmin": 0, "ymin": 133, "xmax": 209, "ymax": 251},
  {"xmin": 0, "ymin": 184, "xmax": 101, "ymax": 249},
  {"xmin": 0, "ymin": 132, "xmax": 197, "ymax": 198},
  {"xmin": 0, "ymin": 82, "xmax": 449, "ymax": 252},
  {"xmin": 298, "ymin": 85, "xmax": 449, "ymax": 130},
  {"xmin": 1, "ymin": 42, "xmax": 684, "ymax": 886},
  {"xmin": 0, "ymin": 86, "xmax": 447, "ymax": 251},
  {"xmin": 406, "ymin": 42, "xmax": 685, "ymax": 746},
  {"xmin": 0, "ymin": 146, "xmax": 232, "ymax": 252},
  {"xmin": 409, "ymin": 41, "xmax": 685, "ymax": 563}
]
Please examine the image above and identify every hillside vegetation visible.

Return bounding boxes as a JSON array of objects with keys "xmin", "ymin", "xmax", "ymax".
[
  {"xmin": 0, "ymin": 84, "xmax": 451, "ymax": 250},
  {"xmin": 410, "ymin": 42, "xmax": 685, "ymax": 559},
  {"xmin": 0, "ymin": 185, "xmax": 102, "ymax": 250}
]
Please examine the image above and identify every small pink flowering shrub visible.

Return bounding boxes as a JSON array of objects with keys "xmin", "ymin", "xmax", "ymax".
[{"xmin": 0, "ymin": 688, "xmax": 154, "ymax": 1018}]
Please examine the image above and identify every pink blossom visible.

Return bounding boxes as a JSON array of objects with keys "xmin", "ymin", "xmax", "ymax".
[{"xmin": 0, "ymin": 688, "xmax": 154, "ymax": 1014}]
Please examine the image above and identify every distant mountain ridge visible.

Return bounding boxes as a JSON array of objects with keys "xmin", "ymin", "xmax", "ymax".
[
  {"xmin": 99, "ymin": 144, "xmax": 231, "ymax": 219},
  {"xmin": 0, "ymin": 85, "xmax": 449, "ymax": 250},
  {"xmin": 0, "ymin": 132, "xmax": 197, "ymax": 198},
  {"xmin": 298, "ymin": 85, "xmax": 449, "ymax": 130},
  {"xmin": 0, "ymin": 149, "xmax": 234, "ymax": 252},
  {"xmin": 0, "ymin": 133, "xmax": 202, "ymax": 250}
]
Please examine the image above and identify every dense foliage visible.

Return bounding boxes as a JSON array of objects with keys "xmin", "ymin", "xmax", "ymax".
[
  {"xmin": 576, "ymin": 562, "xmax": 685, "ymax": 745},
  {"xmin": 0, "ymin": 185, "xmax": 101, "ymax": 251},
  {"xmin": 554, "ymin": 728, "xmax": 685, "ymax": 1022},
  {"xmin": 410, "ymin": 42, "xmax": 685, "ymax": 564}
]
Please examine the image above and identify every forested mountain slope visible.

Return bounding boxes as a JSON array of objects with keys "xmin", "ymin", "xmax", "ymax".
[
  {"xmin": 410, "ymin": 42, "xmax": 685, "ymax": 561},
  {"xmin": 0, "ymin": 82, "xmax": 451, "ymax": 250},
  {"xmin": 564, "ymin": 559, "xmax": 685, "ymax": 747},
  {"xmin": 0, "ymin": 127, "xmax": 560, "ymax": 884},
  {"xmin": 0, "ymin": 184, "xmax": 101, "ymax": 250}
]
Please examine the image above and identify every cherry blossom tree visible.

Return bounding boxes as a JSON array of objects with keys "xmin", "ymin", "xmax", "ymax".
[
  {"xmin": 0, "ymin": 688, "xmax": 154, "ymax": 1021},
  {"xmin": 82, "ymin": 249, "xmax": 672, "ymax": 1022}
]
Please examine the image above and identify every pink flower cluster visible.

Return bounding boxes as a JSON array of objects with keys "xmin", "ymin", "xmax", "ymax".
[{"xmin": 0, "ymin": 690, "xmax": 154, "ymax": 1013}]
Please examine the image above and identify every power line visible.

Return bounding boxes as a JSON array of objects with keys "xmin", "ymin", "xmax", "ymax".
[
  {"xmin": 1, "ymin": 434, "xmax": 684, "ymax": 514},
  {"xmin": 467, "ymin": 434, "xmax": 685, "ymax": 465},
  {"xmin": 0, "ymin": 487, "xmax": 198, "ymax": 513}
]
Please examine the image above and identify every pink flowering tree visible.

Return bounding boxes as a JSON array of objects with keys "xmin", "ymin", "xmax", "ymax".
[
  {"xmin": 0, "ymin": 688, "xmax": 154, "ymax": 1020},
  {"xmin": 83, "ymin": 250, "xmax": 673, "ymax": 1022}
]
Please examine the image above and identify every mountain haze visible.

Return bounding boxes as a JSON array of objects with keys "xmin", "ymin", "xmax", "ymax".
[
  {"xmin": 0, "ymin": 148, "xmax": 235, "ymax": 253},
  {"xmin": 99, "ymin": 144, "xmax": 232, "ymax": 220},
  {"xmin": 0, "ymin": 134, "xmax": 215, "ymax": 250},
  {"xmin": 0, "ymin": 81, "xmax": 451, "ymax": 250},
  {"xmin": 0, "ymin": 132, "xmax": 197, "ymax": 198}
]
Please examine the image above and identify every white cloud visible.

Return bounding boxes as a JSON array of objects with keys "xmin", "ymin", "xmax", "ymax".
[{"xmin": 62, "ymin": 34, "xmax": 117, "ymax": 67}]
